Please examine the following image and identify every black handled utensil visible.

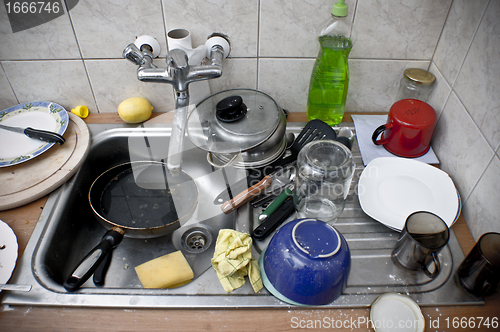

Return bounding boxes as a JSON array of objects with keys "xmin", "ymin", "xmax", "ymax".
[
  {"xmin": 0, "ymin": 123, "xmax": 65, "ymax": 145},
  {"xmin": 252, "ymin": 196, "xmax": 295, "ymax": 241}
]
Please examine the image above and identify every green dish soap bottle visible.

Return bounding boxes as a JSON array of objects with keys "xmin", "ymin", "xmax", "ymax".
[{"xmin": 307, "ymin": 0, "xmax": 354, "ymax": 125}]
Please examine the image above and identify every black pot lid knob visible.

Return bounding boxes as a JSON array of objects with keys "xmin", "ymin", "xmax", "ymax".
[{"xmin": 216, "ymin": 95, "xmax": 247, "ymax": 122}]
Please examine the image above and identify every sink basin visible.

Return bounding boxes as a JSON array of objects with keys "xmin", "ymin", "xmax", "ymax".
[{"xmin": 2, "ymin": 122, "xmax": 482, "ymax": 308}]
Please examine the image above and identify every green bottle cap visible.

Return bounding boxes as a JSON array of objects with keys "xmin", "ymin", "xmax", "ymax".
[{"xmin": 332, "ymin": 0, "xmax": 348, "ymax": 17}]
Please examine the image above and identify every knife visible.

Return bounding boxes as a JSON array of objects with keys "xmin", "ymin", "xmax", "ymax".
[
  {"xmin": 220, "ymin": 164, "xmax": 295, "ymax": 214},
  {"xmin": 0, "ymin": 124, "xmax": 65, "ymax": 145},
  {"xmin": 258, "ymin": 185, "xmax": 294, "ymax": 222},
  {"xmin": 215, "ymin": 161, "xmax": 296, "ymax": 205}
]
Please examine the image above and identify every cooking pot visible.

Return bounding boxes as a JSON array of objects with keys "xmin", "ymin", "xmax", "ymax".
[{"xmin": 186, "ymin": 89, "xmax": 287, "ymax": 168}]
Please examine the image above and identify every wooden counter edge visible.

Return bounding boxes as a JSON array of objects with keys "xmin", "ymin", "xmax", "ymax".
[{"xmin": 1, "ymin": 112, "xmax": 498, "ymax": 332}]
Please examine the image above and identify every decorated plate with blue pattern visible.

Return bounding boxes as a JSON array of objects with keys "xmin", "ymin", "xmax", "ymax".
[{"xmin": 0, "ymin": 101, "xmax": 69, "ymax": 167}]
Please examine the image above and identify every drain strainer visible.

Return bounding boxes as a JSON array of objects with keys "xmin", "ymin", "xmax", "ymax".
[{"xmin": 181, "ymin": 227, "xmax": 213, "ymax": 254}]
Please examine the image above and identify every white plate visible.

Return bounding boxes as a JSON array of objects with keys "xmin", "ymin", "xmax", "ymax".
[
  {"xmin": 358, "ymin": 157, "xmax": 459, "ymax": 231},
  {"xmin": 0, "ymin": 101, "xmax": 69, "ymax": 167},
  {"xmin": 0, "ymin": 219, "xmax": 19, "ymax": 291},
  {"xmin": 370, "ymin": 293, "xmax": 424, "ymax": 332}
]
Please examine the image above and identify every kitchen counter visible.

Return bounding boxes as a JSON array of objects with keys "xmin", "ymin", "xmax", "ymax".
[{"xmin": 1, "ymin": 113, "xmax": 499, "ymax": 332}]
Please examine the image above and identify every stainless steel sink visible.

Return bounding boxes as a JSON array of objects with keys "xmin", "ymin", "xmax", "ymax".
[{"xmin": 2, "ymin": 122, "xmax": 482, "ymax": 308}]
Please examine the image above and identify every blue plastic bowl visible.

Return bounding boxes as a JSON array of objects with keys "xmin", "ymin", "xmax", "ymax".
[{"xmin": 261, "ymin": 218, "xmax": 350, "ymax": 305}]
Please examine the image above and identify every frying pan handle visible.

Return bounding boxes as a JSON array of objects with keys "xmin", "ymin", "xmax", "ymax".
[
  {"xmin": 93, "ymin": 244, "xmax": 114, "ymax": 286},
  {"xmin": 63, "ymin": 228, "xmax": 124, "ymax": 292},
  {"xmin": 221, "ymin": 175, "xmax": 273, "ymax": 214}
]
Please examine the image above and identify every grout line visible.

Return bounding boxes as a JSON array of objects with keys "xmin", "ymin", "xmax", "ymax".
[
  {"xmin": 450, "ymin": 0, "xmax": 490, "ymax": 89},
  {"xmin": 0, "ymin": 62, "xmax": 20, "ymax": 104},
  {"xmin": 256, "ymin": 0, "xmax": 261, "ymax": 90},
  {"xmin": 62, "ymin": 0, "xmax": 99, "ymax": 113},
  {"xmin": 462, "ymin": 152, "xmax": 496, "ymax": 206},
  {"xmin": 428, "ymin": 0, "xmax": 454, "ymax": 71},
  {"xmin": 159, "ymin": 0, "xmax": 169, "ymax": 53}
]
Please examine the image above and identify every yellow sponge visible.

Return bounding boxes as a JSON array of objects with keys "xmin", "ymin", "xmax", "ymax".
[{"xmin": 134, "ymin": 251, "xmax": 194, "ymax": 289}]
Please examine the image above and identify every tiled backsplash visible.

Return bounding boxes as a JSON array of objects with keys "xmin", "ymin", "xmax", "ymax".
[{"xmin": 0, "ymin": 0, "xmax": 498, "ymax": 239}]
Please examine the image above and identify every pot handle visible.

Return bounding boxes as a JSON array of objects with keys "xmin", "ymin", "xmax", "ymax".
[
  {"xmin": 63, "ymin": 228, "xmax": 124, "ymax": 292},
  {"xmin": 372, "ymin": 122, "xmax": 393, "ymax": 145},
  {"xmin": 206, "ymin": 152, "xmax": 239, "ymax": 168}
]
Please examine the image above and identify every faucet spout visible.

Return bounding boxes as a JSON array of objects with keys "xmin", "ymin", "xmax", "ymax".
[{"xmin": 123, "ymin": 33, "xmax": 231, "ymax": 175}]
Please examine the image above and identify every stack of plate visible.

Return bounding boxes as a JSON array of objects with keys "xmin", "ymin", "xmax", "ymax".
[
  {"xmin": 358, "ymin": 157, "xmax": 461, "ymax": 232},
  {"xmin": 0, "ymin": 220, "xmax": 18, "ymax": 289}
]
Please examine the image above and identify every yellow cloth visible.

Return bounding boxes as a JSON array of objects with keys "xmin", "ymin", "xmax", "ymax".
[{"xmin": 211, "ymin": 229, "xmax": 263, "ymax": 293}]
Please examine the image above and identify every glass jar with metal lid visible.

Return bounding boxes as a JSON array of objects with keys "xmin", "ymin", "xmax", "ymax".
[{"xmin": 395, "ymin": 68, "xmax": 436, "ymax": 102}]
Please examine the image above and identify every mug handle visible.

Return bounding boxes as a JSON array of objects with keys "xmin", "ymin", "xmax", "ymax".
[
  {"xmin": 372, "ymin": 122, "xmax": 393, "ymax": 145},
  {"xmin": 422, "ymin": 252, "xmax": 440, "ymax": 278}
]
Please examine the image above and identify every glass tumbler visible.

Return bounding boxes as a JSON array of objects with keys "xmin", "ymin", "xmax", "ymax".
[{"xmin": 293, "ymin": 140, "xmax": 355, "ymax": 223}]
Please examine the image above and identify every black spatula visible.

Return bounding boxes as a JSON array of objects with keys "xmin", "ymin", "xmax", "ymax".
[{"xmin": 268, "ymin": 119, "xmax": 338, "ymax": 170}]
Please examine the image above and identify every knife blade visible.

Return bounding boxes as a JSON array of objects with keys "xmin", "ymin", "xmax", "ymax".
[
  {"xmin": 220, "ymin": 163, "xmax": 295, "ymax": 214},
  {"xmin": 0, "ymin": 124, "xmax": 65, "ymax": 145}
]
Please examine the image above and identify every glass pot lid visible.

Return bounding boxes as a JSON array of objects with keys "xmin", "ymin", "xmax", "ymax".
[{"xmin": 186, "ymin": 89, "xmax": 282, "ymax": 154}]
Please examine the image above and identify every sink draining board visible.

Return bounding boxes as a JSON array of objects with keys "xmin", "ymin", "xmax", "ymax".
[{"xmin": 2, "ymin": 122, "xmax": 482, "ymax": 308}]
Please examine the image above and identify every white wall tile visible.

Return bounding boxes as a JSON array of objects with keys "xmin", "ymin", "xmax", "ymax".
[
  {"xmin": 346, "ymin": 60, "xmax": 429, "ymax": 113},
  {"xmin": 432, "ymin": 92, "xmax": 494, "ymax": 201},
  {"xmin": 2, "ymin": 60, "xmax": 96, "ymax": 113},
  {"xmin": 162, "ymin": 0, "xmax": 258, "ymax": 58},
  {"xmin": 351, "ymin": 0, "xmax": 451, "ymax": 59},
  {"xmin": 258, "ymin": 58, "xmax": 314, "ymax": 113},
  {"xmin": 208, "ymin": 58, "xmax": 258, "ymax": 93},
  {"xmin": 453, "ymin": 0, "xmax": 500, "ymax": 151},
  {"xmin": 432, "ymin": 0, "xmax": 489, "ymax": 86},
  {"xmin": 0, "ymin": 66, "xmax": 18, "ymax": 110},
  {"xmin": 427, "ymin": 62, "xmax": 451, "ymax": 117},
  {"xmin": 85, "ymin": 59, "xmax": 175, "ymax": 113},
  {"xmin": 0, "ymin": 5, "xmax": 80, "ymax": 60},
  {"xmin": 69, "ymin": 0, "xmax": 167, "ymax": 59},
  {"xmin": 259, "ymin": 0, "xmax": 356, "ymax": 58},
  {"xmin": 462, "ymin": 155, "xmax": 500, "ymax": 240}
]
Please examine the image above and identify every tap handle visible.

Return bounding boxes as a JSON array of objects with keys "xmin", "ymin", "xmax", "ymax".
[
  {"xmin": 167, "ymin": 49, "xmax": 189, "ymax": 69},
  {"xmin": 123, "ymin": 43, "xmax": 144, "ymax": 65}
]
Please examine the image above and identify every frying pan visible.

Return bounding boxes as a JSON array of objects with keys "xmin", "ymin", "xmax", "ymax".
[{"xmin": 63, "ymin": 161, "xmax": 198, "ymax": 292}]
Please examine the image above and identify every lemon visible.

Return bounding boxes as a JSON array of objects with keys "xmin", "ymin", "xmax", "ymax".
[{"xmin": 118, "ymin": 97, "xmax": 153, "ymax": 123}]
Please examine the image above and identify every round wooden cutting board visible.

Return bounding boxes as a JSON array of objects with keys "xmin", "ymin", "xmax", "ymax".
[{"xmin": 0, "ymin": 113, "xmax": 91, "ymax": 211}]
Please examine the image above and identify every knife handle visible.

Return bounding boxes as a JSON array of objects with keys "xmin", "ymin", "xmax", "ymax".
[
  {"xmin": 25, "ymin": 127, "xmax": 65, "ymax": 145},
  {"xmin": 258, "ymin": 187, "xmax": 293, "ymax": 222},
  {"xmin": 221, "ymin": 175, "xmax": 273, "ymax": 214}
]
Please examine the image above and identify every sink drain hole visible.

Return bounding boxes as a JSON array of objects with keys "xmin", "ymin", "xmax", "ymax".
[
  {"xmin": 187, "ymin": 233, "xmax": 206, "ymax": 250},
  {"xmin": 181, "ymin": 227, "xmax": 213, "ymax": 254}
]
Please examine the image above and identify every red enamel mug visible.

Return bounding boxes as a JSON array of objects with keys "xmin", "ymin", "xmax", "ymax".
[{"xmin": 372, "ymin": 99, "xmax": 437, "ymax": 158}]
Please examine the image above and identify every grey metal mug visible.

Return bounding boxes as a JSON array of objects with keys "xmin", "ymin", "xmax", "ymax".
[
  {"xmin": 392, "ymin": 211, "xmax": 450, "ymax": 278},
  {"xmin": 457, "ymin": 232, "xmax": 500, "ymax": 297}
]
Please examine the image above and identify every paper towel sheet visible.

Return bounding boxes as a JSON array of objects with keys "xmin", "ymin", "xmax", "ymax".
[{"xmin": 352, "ymin": 114, "xmax": 439, "ymax": 166}]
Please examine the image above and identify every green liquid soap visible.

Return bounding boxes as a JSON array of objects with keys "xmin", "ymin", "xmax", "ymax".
[{"xmin": 307, "ymin": 35, "xmax": 352, "ymax": 125}]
